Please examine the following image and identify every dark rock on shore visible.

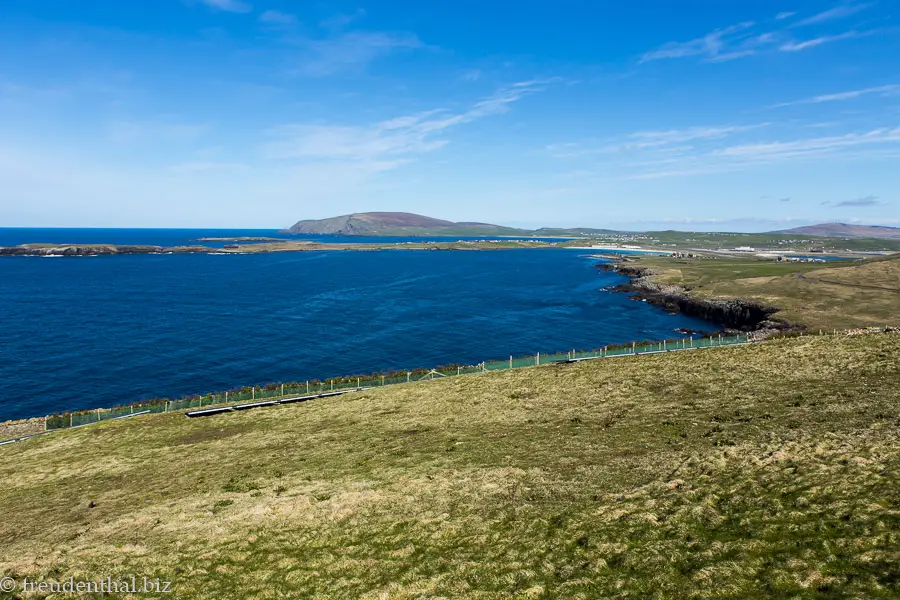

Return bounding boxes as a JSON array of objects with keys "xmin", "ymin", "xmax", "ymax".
[{"xmin": 598, "ymin": 262, "xmax": 787, "ymax": 332}]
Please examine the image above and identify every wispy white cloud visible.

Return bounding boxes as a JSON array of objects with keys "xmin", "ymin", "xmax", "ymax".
[
  {"xmin": 197, "ymin": 0, "xmax": 252, "ymax": 14},
  {"xmin": 706, "ymin": 49, "xmax": 759, "ymax": 62},
  {"xmin": 293, "ymin": 31, "xmax": 424, "ymax": 76},
  {"xmin": 265, "ymin": 80, "xmax": 551, "ymax": 168},
  {"xmin": 320, "ymin": 9, "xmax": 367, "ymax": 30},
  {"xmin": 640, "ymin": 6, "xmax": 882, "ymax": 64},
  {"xmin": 547, "ymin": 124, "xmax": 768, "ymax": 158},
  {"xmin": 830, "ymin": 194, "xmax": 884, "ymax": 207},
  {"xmin": 460, "ymin": 69, "xmax": 482, "ymax": 82},
  {"xmin": 259, "ymin": 10, "xmax": 296, "ymax": 25},
  {"xmin": 639, "ymin": 22, "xmax": 757, "ymax": 63},
  {"xmin": 711, "ymin": 128, "xmax": 900, "ymax": 161},
  {"xmin": 629, "ymin": 124, "xmax": 769, "ymax": 144},
  {"xmin": 780, "ymin": 30, "xmax": 862, "ymax": 51},
  {"xmin": 794, "ymin": 3, "xmax": 873, "ymax": 26},
  {"xmin": 549, "ymin": 122, "xmax": 900, "ymax": 181},
  {"xmin": 772, "ymin": 84, "xmax": 900, "ymax": 107}
]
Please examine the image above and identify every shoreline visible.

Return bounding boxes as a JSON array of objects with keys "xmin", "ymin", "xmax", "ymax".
[
  {"xmin": 595, "ymin": 255, "xmax": 792, "ymax": 334},
  {"xmin": 0, "ymin": 331, "xmax": 756, "ymax": 438},
  {"xmin": 0, "ymin": 240, "xmax": 570, "ymax": 257}
]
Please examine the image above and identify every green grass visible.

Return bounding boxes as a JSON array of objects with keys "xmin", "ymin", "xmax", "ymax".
[
  {"xmin": 1, "ymin": 334, "xmax": 898, "ymax": 598},
  {"xmin": 628, "ymin": 255, "xmax": 900, "ymax": 330},
  {"xmin": 607, "ymin": 230, "xmax": 900, "ymax": 252}
]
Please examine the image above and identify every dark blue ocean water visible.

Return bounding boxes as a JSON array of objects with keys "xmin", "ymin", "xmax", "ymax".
[{"xmin": 0, "ymin": 230, "xmax": 717, "ymax": 421}]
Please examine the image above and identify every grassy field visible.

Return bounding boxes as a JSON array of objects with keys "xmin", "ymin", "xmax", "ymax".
[
  {"xmin": 1, "ymin": 334, "xmax": 898, "ymax": 598},
  {"xmin": 627, "ymin": 254, "xmax": 900, "ymax": 330},
  {"xmin": 621, "ymin": 231, "xmax": 900, "ymax": 253}
]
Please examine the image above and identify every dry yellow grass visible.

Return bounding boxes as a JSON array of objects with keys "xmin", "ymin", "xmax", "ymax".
[
  {"xmin": 632, "ymin": 255, "xmax": 900, "ymax": 330},
  {"xmin": 0, "ymin": 334, "xmax": 898, "ymax": 598}
]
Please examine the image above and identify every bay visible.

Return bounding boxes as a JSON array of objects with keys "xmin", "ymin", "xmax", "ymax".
[{"xmin": 0, "ymin": 230, "xmax": 716, "ymax": 420}]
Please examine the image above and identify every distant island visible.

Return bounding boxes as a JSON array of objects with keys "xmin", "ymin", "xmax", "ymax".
[{"xmin": 282, "ymin": 211, "xmax": 616, "ymax": 238}]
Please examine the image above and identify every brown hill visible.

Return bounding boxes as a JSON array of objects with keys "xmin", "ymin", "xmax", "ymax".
[
  {"xmin": 283, "ymin": 212, "xmax": 526, "ymax": 236},
  {"xmin": 776, "ymin": 223, "xmax": 900, "ymax": 240}
]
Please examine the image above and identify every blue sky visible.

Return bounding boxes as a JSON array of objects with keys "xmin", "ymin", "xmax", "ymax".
[{"xmin": 0, "ymin": 0, "xmax": 898, "ymax": 231}]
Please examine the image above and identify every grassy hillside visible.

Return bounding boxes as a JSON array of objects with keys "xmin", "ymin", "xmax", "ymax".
[
  {"xmin": 623, "ymin": 230, "xmax": 900, "ymax": 252},
  {"xmin": 1, "ymin": 334, "xmax": 898, "ymax": 598},
  {"xmin": 776, "ymin": 223, "xmax": 900, "ymax": 240},
  {"xmin": 627, "ymin": 254, "xmax": 900, "ymax": 330}
]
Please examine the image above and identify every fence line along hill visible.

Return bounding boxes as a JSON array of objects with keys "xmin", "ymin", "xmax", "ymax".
[{"xmin": 0, "ymin": 332, "xmax": 898, "ymax": 598}]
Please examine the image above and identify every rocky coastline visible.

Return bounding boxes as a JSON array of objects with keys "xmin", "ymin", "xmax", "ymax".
[
  {"xmin": 598, "ymin": 261, "xmax": 791, "ymax": 334},
  {"xmin": 0, "ymin": 244, "xmax": 216, "ymax": 257}
]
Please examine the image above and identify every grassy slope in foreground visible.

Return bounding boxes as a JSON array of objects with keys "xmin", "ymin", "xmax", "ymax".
[
  {"xmin": 2, "ymin": 334, "xmax": 899, "ymax": 599},
  {"xmin": 623, "ymin": 254, "xmax": 900, "ymax": 331}
]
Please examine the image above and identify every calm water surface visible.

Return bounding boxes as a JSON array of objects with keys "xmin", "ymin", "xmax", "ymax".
[{"xmin": 0, "ymin": 230, "xmax": 718, "ymax": 420}]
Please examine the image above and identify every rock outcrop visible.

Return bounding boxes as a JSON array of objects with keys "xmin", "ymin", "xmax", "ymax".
[{"xmin": 601, "ymin": 264, "xmax": 786, "ymax": 332}]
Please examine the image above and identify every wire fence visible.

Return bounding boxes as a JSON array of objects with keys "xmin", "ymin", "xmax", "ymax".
[{"xmin": 42, "ymin": 333, "xmax": 751, "ymax": 430}]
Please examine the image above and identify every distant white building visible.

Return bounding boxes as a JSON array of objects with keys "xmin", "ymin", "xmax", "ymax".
[{"xmin": 735, "ymin": 246, "xmax": 756, "ymax": 252}]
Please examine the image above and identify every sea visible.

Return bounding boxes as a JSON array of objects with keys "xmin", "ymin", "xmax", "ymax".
[{"xmin": 0, "ymin": 229, "xmax": 716, "ymax": 421}]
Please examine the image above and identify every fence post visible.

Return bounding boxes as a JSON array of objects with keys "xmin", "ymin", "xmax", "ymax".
[
  {"xmin": 252, "ymin": 387, "xmax": 255, "ymax": 400},
  {"xmin": 131, "ymin": 404, "xmax": 134, "ymax": 415},
  {"xmin": 225, "ymin": 391, "xmax": 228, "ymax": 403},
  {"xmin": 358, "ymin": 377, "xmax": 361, "ymax": 388},
  {"xmin": 632, "ymin": 342, "xmax": 636, "ymax": 354},
  {"xmin": 70, "ymin": 413, "xmax": 73, "ymax": 427},
  {"xmin": 510, "ymin": 356, "xmax": 513, "ymax": 369},
  {"xmin": 281, "ymin": 383, "xmax": 284, "ymax": 397},
  {"xmin": 537, "ymin": 352, "xmax": 540, "ymax": 366},
  {"xmin": 381, "ymin": 376, "xmax": 385, "ymax": 386},
  {"xmin": 457, "ymin": 366, "xmax": 460, "ymax": 375},
  {"xmin": 306, "ymin": 381, "xmax": 309, "ymax": 394},
  {"xmin": 97, "ymin": 408, "xmax": 101, "ymax": 422},
  {"xmin": 406, "ymin": 373, "xmax": 410, "ymax": 383},
  {"xmin": 165, "ymin": 401, "xmax": 169, "ymax": 412}
]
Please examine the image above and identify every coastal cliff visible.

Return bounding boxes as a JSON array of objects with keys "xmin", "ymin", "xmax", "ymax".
[{"xmin": 601, "ymin": 264, "xmax": 785, "ymax": 332}]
